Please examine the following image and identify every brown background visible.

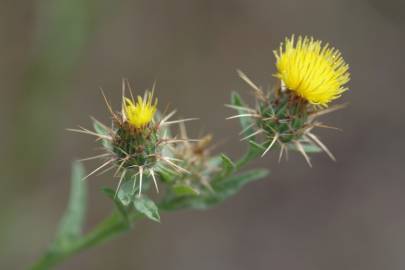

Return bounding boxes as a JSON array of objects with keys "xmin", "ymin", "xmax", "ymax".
[{"xmin": 1, "ymin": 0, "xmax": 404, "ymax": 269}]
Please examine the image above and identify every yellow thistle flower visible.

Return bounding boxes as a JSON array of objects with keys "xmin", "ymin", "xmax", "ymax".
[
  {"xmin": 274, "ymin": 35, "xmax": 350, "ymax": 106},
  {"xmin": 123, "ymin": 91, "xmax": 158, "ymax": 128}
]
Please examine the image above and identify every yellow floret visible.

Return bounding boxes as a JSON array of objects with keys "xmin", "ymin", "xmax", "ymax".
[
  {"xmin": 274, "ymin": 35, "xmax": 350, "ymax": 106},
  {"xmin": 123, "ymin": 91, "xmax": 157, "ymax": 128}
]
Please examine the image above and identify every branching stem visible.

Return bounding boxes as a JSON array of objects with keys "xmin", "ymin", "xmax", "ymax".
[{"xmin": 31, "ymin": 212, "xmax": 143, "ymax": 270}]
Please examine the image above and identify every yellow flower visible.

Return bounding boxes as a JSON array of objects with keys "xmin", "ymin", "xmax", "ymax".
[
  {"xmin": 123, "ymin": 91, "xmax": 157, "ymax": 128},
  {"xmin": 274, "ymin": 35, "xmax": 350, "ymax": 106}
]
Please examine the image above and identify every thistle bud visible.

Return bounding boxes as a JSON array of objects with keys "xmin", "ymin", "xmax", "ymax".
[
  {"xmin": 112, "ymin": 91, "xmax": 159, "ymax": 170},
  {"xmin": 69, "ymin": 80, "xmax": 196, "ymax": 197},
  {"xmin": 158, "ymin": 122, "xmax": 218, "ymax": 196}
]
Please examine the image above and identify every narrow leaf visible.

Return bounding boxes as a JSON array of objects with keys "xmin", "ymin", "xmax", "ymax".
[
  {"xmin": 231, "ymin": 92, "xmax": 256, "ymax": 140},
  {"xmin": 156, "ymin": 166, "xmax": 176, "ymax": 183},
  {"xmin": 221, "ymin": 154, "xmax": 235, "ymax": 176},
  {"xmin": 93, "ymin": 119, "xmax": 112, "ymax": 150},
  {"xmin": 160, "ymin": 169, "xmax": 269, "ymax": 211},
  {"xmin": 288, "ymin": 143, "xmax": 322, "ymax": 153},
  {"xmin": 172, "ymin": 184, "xmax": 200, "ymax": 196},
  {"xmin": 117, "ymin": 177, "xmax": 138, "ymax": 206},
  {"xmin": 212, "ymin": 169, "xmax": 269, "ymax": 197},
  {"xmin": 53, "ymin": 161, "xmax": 87, "ymax": 249},
  {"xmin": 236, "ymin": 141, "xmax": 265, "ymax": 168},
  {"xmin": 133, "ymin": 196, "xmax": 160, "ymax": 222}
]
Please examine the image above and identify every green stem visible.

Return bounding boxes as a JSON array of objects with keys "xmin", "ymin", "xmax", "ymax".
[
  {"xmin": 235, "ymin": 148, "xmax": 261, "ymax": 169},
  {"xmin": 31, "ymin": 212, "xmax": 142, "ymax": 270}
]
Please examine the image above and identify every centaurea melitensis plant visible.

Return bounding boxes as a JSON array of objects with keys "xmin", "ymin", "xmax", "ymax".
[{"xmin": 32, "ymin": 35, "xmax": 350, "ymax": 270}]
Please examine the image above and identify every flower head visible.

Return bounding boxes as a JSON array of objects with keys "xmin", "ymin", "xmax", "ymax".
[
  {"xmin": 159, "ymin": 122, "xmax": 218, "ymax": 197},
  {"xmin": 123, "ymin": 91, "xmax": 157, "ymax": 128},
  {"xmin": 274, "ymin": 35, "xmax": 350, "ymax": 106}
]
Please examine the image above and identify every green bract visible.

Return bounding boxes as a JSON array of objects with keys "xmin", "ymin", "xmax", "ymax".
[
  {"xmin": 113, "ymin": 123, "xmax": 160, "ymax": 169},
  {"xmin": 227, "ymin": 71, "xmax": 343, "ymax": 165}
]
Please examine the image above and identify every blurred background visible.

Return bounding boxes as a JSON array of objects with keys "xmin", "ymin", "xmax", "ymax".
[{"xmin": 1, "ymin": 0, "xmax": 404, "ymax": 269}]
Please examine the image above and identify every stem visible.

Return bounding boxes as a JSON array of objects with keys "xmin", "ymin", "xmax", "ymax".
[
  {"xmin": 31, "ymin": 212, "xmax": 143, "ymax": 270},
  {"xmin": 235, "ymin": 148, "xmax": 261, "ymax": 169}
]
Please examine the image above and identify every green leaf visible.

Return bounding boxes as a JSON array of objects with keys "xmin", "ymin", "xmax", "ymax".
[
  {"xmin": 236, "ymin": 140, "xmax": 265, "ymax": 168},
  {"xmin": 248, "ymin": 140, "xmax": 266, "ymax": 151},
  {"xmin": 221, "ymin": 154, "xmax": 235, "ymax": 176},
  {"xmin": 93, "ymin": 119, "xmax": 112, "ymax": 150},
  {"xmin": 53, "ymin": 161, "xmax": 87, "ymax": 249},
  {"xmin": 231, "ymin": 92, "xmax": 256, "ymax": 140},
  {"xmin": 288, "ymin": 143, "xmax": 322, "ymax": 153},
  {"xmin": 102, "ymin": 188, "xmax": 129, "ymax": 223},
  {"xmin": 172, "ymin": 184, "xmax": 200, "ymax": 196},
  {"xmin": 160, "ymin": 169, "xmax": 269, "ymax": 211},
  {"xmin": 117, "ymin": 177, "xmax": 138, "ymax": 206},
  {"xmin": 133, "ymin": 196, "xmax": 160, "ymax": 222},
  {"xmin": 116, "ymin": 173, "xmax": 153, "ymax": 207},
  {"xmin": 212, "ymin": 169, "xmax": 269, "ymax": 198},
  {"xmin": 156, "ymin": 165, "xmax": 176, "ymax": 183}
]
